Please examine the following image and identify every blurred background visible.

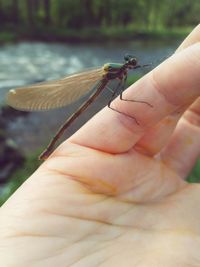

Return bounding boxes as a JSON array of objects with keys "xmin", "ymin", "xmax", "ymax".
[{"xmin": 0, "ymin": 0, "xmax": 200, "ymax": 204}]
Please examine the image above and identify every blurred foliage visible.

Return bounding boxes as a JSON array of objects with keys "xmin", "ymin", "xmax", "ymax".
[
  {"xmin": 0, "ymin": 150, "xmax": 41, "ymax": 206},
  {"xmin": 0, "ymin": 0, "xmax": 199, "ymax": 42},
  {"xmin": 187, "ymin": 159, "xmax": 200, "ymax": 183}
]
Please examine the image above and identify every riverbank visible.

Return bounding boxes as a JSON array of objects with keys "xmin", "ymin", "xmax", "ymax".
[{"xmin": 0, "ymin": 26, "xmax": 192, "ymax": 44}]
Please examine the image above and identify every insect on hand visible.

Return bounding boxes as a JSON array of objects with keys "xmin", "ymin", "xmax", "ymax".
[{"xmin": 6, "ymin": 54, "xmax": 153, "ymax": 160}]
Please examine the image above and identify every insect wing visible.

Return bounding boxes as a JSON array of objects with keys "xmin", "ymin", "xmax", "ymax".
[{"xmin": 6, "ymin": 68, "xmax": 103, "ymax": 111}]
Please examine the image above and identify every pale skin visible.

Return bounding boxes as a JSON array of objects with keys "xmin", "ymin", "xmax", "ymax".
[{"xmin": 0, "ymin": 26, "xmax": 200, "ymax": 267}]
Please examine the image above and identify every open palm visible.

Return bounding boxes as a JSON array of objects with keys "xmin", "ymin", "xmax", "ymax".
[{"xmin": 0, "ymin": 26, "xmax": 200, "ymax": 267}]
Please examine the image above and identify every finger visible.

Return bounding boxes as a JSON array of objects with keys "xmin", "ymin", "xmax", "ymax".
[
  {"xmin": 160, "ymin": 26, "xmax": 200, "ymax": 177},
  {"xmin": 135, "ymin": 24, "xmax": 200, "ymax": 175},
  {"xmin": 54, "ymin": 43, "xmax": 200, "ymax": 157},
  {"xmin": 134, "ymin": 25, "xmax": 200, "ymax": 156},
  {"xmin": 160, "ymin": 98, "xmax": 200, "ymax": 179},
  {"xmin": 134, "ymin": 109, "xmax": 184, "ymax": 156}
]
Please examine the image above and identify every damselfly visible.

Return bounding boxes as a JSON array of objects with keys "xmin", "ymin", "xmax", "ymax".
[{"xmin": 6, "ymin": 55, "xmax": 152, "ymax": 160}]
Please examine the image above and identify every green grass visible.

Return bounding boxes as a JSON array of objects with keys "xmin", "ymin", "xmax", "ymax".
[
  {"xmin": 0, "ymin": 31, "xmax": 18, "ymax": 43},
  {"xmin": 127, "ymin": 74, "xmax": 141, "ymax": 84},
  {"xmin": 101, "ymin": 25, "xmax": 192, "ymax": 41},
  {"xmin": 187, "ymin": 159, "xmax": 200, "ymax": 183},
  {"xmin": 0, "ymin": 25, "xmax": 192, "ymax": 44}
]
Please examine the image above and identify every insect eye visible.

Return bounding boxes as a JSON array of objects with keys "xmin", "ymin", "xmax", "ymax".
[
  {"xmin": 124, "ymin": 54, "xmax": 137, "ymax": 66},
  {"xmin": 124, "ymin": 54, "xmax": 133, "ymax": 61},
  {"xmin": 130, "ymin": 58, "xmax": 137, "ymax": 66}
]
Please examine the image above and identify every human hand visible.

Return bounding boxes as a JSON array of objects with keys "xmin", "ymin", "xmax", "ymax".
[{"xmin": 0, "ymin": 26, "xmax": 200, "ymax": 267}]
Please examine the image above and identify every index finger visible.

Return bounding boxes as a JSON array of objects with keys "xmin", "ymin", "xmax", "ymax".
[{"xmin": 57, "ymin": 43, "xmax": 200, "ymax": 156}]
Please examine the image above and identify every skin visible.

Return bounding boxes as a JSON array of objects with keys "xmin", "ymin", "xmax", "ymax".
[{"xmin": 0, "ymin": 25, "xmax": 200, "ymax": 267}]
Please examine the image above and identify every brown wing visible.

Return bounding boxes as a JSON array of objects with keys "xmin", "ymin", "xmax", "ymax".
[{"xmin": 6, "ymin": 68, "xmax": 104, "ymax": 111}]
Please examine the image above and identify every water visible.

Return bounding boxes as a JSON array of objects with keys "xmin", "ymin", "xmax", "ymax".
[
  {"xmin": 0, "ymin": 40, "xmax": 180, "ymax": 98},
  {"xmin": 0, "ymin": 40, "xmax": 181, "ymax": 154}
]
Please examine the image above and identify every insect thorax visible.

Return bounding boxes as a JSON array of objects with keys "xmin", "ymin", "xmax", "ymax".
[
  {"xmin": 103, "ymin": 63, "xmax": 124, "ymax": 72},
  {"xmin": 103, "ymin": 63, "xmax": 125, "ymax": 80}
]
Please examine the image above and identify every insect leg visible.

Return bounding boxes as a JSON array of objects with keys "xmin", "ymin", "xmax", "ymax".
[
  {"xmin": 108, "ymin": 75, "xmax": 139, "ymax": 125},
  {"xmin": 107, "ymin": 77, "xmax": 124, "ymax": 106},
  {"xmin": 119, "ymin": 75, "xmax": 153, "ymax": 107}
]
